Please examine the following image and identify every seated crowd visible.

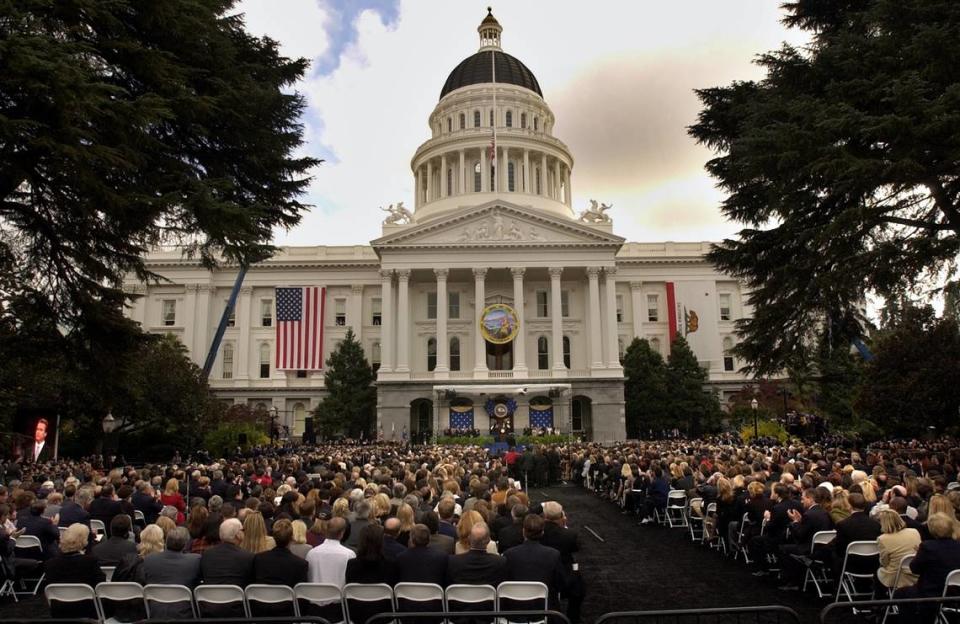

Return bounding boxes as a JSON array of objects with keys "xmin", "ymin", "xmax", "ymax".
[
  {"xmin": 0, "ymin": 443, "xmax": 582, "ymax": 621},
  {"xmin": 581, "ymin": 437, "xmax": 960, "ymax": 607}
]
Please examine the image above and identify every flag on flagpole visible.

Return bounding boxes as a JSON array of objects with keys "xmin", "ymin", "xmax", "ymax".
[{"xmin": 275, "ymin": 286, "xmax": 325, "ymax": 370}]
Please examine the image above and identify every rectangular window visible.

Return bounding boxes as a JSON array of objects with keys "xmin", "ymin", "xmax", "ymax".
[
  {"xmin": 724, "ymin": 356, "xmax": 735, "ymax": 372},
  {"xmin": 719, "ymin": 293, "xmax": 732, "ymax": 321},
  {"xmin": 371, "ymin": 341, "xmax": 381, "ymax": 373},
  {"xmin": 561, "ymin": 290, "xmax": 570, "ymax": 318},
  {"xmin": 616, "ymin": 294, "xmax": 624, "ymax": 323},
  {"xmin": 259, "ymin": 345, "xmax": 270, "ymax": 379},
  {"xmin": 296, "ymin": 370, "xmax": 308, "ymax": 378},
  {"xmin": 647, "ymin": 294, "xmax": 659, "ymax": 322},
  {"xmin": 572, "ymin": 400, "xmax": 583, "ymax": 432},
  {"xmin": 618, "ymin": 336, "xmax": 626, "ymax": 364},
  {"xmin": 537, "ymin": 338, "xmax": 549, "ymax": 370},
  {"xmin": 450, "ymin": 338, "xmax": 461, "ymax": 371},
  {"xmin": 371, "ymin": 297, "xmax": 382, "ymax": 326},
  {"xmin": 426, "ymin": 292, "xmax": 437, "ymax": 319},
  {"xmin": 226, "ymin": 300, "xmax": 235, "ymax": 327},
  {"xmin": 335, "ymin": 298, "xmax": 346, "ymax": 326},
  {"xmin": 448, "ymin": 291, "xmax": 460, "ymax": 319},
  {"xmin": 222, "ymin": 345, "xmax": 233, "ymax": 380},
  {"xmin": 536, "ymin": 290, "xmax": 549, "ymax": 318},
  {"xmin": 162, "ymin": 300, "xmax": 176, "ymax": 326},
  {"xmin": 260, "ymin": 299, "xmax": 273, "ymax": 327}
]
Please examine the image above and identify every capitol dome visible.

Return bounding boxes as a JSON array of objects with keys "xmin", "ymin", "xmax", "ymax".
[{"xmin": 440, "ymin": 50, "xmax": 542, "ymax": 100}]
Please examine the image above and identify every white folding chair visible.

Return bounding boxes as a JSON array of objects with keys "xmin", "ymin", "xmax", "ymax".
[
  {"xmin": 796, "ymin": 530, "xmax": 836, "ymax": 598},
  {"xmin": 194, "ymin": 584, "xmax": 249, "ymax": 618},
  {"xmin": 13, "ymin": 535, "xmax": 45, "ymax": 596},
  {"xmin": 45, "ymin": 583, "xmax": 102, "ymax": 621},
  {"xmin": 704, "ymin": 503, "xmax": 726, "ymax": 553},
  {"xmin": 245, "ymin": 583, "xmax": 299, "ymax": 617},
  {"xmin": 445, "ymin": 584, "xmax": 497, "ymax": 615},
  {"xmin": 294, "ymin": 582, "xmax": 345, "ymax": 624},
  {"xmin": 143, "ymin": 583, "xmax": 197, "ymax": 618},
  {"xmin": 95, "ymin": 581, "xmax": 146, "ymax": 624},
  {"xmin": 880, "ymin": 555, "xmax": 916, "ymax": 624},
  {"xmin": 687, "ymin": 497, "xmax": 704, "ymax": 541},
  {"xmin": 496, "ymin": 581, "xmax": 548, "ymax": 624},
  {"xmin": 394, "ymin": 582, "xmax": 445, "ymax": 616},
  {"xmin": 939, "ymin": 568, "xmax": 960, "ymax": 621},
  {"xmin": 666, "ymin": 490, "xmax": 688, "ymax": 528},
  {"xmin": 101, "ymin": 566, "xmax": 116, "ymax": 582},
  {"xmin": 342, "ymin": 583, "xmax": 395, "ymax": 624},
  {"xmin": 836, "ymin": 540, "xmax": 880, "ymax": 606},
  {"xmin": 732, "ymin": 513, "xmax": 754, "ymax": 563},
  {"xmin": 90, "ymin": 519, "xmax": 107, "ymax": 540},
  {"xmin": 133, "ymin": 510, "xmax": 146, "ymax": 525},
  {"xmin": 58, "ymin": 526, "xmax": 69, "ymax": 540}
]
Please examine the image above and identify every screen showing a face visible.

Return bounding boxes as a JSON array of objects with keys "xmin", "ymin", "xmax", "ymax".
[{"xmin": 13, "ymin": 411, "xmax": 58, "ymax": 462}]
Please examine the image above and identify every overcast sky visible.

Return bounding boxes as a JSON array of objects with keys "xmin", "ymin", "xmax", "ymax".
[{"xmin": 234, "ymin": 1, "xmax": 810, "ymax": 247}]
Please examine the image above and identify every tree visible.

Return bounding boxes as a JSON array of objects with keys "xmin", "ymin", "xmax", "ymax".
[
  {"xmin": 0, "ymin": 0, "xmax": 319, "ymax": 332},
  {"xmin": 314, "ymin": 329, "xmax": 376, "ymax": 438},
  {"xmin": 666, "ymin": 336, "xmax": 722, "ymax": 436},
  {"xmin": 812, "ymin": 329, "xmax": 863, "ymax": 431},
  {"xmin": 689, "ymin": 0, "xmax": 960, "ymax": 375},
  {"xmin": 857, "ymin": 304, "xmax": 960, "ymax": 436},
  {"xmin": 622, "ymin": 338, "xmax": 669, "ymax": 438}
]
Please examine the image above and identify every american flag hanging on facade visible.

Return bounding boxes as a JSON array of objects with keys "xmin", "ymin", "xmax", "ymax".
[
  {"xmin": 529, "ymin": 406, "xmax": 554, "ymax": 429},
  {"xmin": 275, "ymin": 286, "xmax": 325, "ymax": 370},
  {"xmin": 449, "ymin": 407, "xmax": 475, "ymax": 429}
]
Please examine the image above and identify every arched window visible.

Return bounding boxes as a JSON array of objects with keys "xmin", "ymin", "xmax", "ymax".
[
  {"xmin": 459, "ymin": 113, "xmax": 465, "ymax": 129},
  {"xmin": 649, "ymin": 337, "xmax": 661, "ymax": 355},
  {"xmin": 450, "ymin": 337, "xmax": 461, "ymax": 371},
  {"xmin": 506, "ymin": 110, "xmax": 512, "ymax": 127},
  {"xmin": 447, "ymin": 117, "xmax": 451, "ymax": 132},
  {"xmin": 474, "ymin": 110, "xmax": 481, "ymax": 127},
  {"xmin": 562, "ymin": 335, "xmax": 571, "ymax": 369},
  {"xmin": 534, "ymin": 117, "xmax": 539, "ymax": 131},
  {"xmin": 723, "ymin": 337, "xmax": 735, "ymax": 372},
  {"xmin": 371, "ymin": 341, "xmax": 381, "ymax": 373},
  {"xmin": 474, "ymin": 162, "xmax": 481, "ymax": 192},
  {"xmin": 222, "ymin": 343, "xmax": 234, "ymax": 379},
  {"xmin": 537, "ymin": 336, "xmax": 549, "ymax": 370},
  {"xmin": 446, "ymin": 168, "xmax": 452, "ymax": 196},
  {"xmin": 507, "ymin": 162, "xmax": 515, "ymax": 191},
  {"xmin": 259, "ymin": 343, "xmax": 270, "ymax": 378},
  {"xmin": 521, "ymin": 112, "xmax": 527, "ymax": 129},
  {"xmin": 618, "ymin": 337, "xmax": 626, "ymax": 364},
  {"xmin": 489, "ymin": 109, "xmax": 494, "ymax": 127},
  {"xmin": 427, "ymin": 337, "xmax": 437, "ymax": 371}
]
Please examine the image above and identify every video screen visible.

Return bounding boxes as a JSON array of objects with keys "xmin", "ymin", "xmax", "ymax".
[{"xmin": 13, "ymin": 410, "xmax": 58, "ymax": 463}]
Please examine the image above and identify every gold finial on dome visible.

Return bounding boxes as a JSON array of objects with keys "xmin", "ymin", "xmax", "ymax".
[{"xmin": 478, "ymin": 7, "xmax": 502, "ymax": 50}]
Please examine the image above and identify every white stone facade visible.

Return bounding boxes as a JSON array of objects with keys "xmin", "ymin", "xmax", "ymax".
[{"xmin": 123, "ymin": 12, "xmax": 753, "ymax": 442}]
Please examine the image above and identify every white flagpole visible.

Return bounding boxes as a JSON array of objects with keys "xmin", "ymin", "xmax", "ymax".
[{"xmin": 491, "ymin": 46, "xmax": 497, "ymax": 192}]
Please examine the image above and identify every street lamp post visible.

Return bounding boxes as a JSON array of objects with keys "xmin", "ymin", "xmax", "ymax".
[
  {"xmin": 102, "ymin": 409, "xmax": 119, "ymax": 463},
  {"xmin": 270, "ymin": 407, "xmax": 279, "ymax": 445},
  {"xmin": 750, "ymin": 398, "xmax": 759, "ymax": 441}
]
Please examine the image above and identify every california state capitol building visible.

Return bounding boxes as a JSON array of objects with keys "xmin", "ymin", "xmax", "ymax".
[{"xmin": 124, "ymin": 11, "xmax": 753, "ymax": 443}]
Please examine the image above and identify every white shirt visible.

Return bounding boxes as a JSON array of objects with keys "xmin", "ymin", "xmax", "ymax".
[
  {"xmin": 305, "ymin": 538, "xmax": 356, "ymax": 588},
  {"xmin": 33, "ymin": 442, "xmax": 44, "ymax": 461}
]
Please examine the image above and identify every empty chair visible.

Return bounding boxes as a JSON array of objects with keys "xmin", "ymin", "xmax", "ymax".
[
  {"xmin": 194, "ymin": 584, "xmax": 249, "ymax": 618},
  {"xmin": 836, "ymin": 540, "xmax": 880, "ymax": 604},
  {"xmin": 732, "ymin": 513, "xmax": 754, "ymax": 563},
  {"xmin": 294, "ymin": 582, "xmax": 345, "ymax": 624},
  {"xmin": 245, "ymin": 583, "xmax": 298, "ymax": 618},
  {"xmin": 796, "ymin": 530, "xmax": 837, "ymax": 598},
  {"xmin": 445, "ymin": 584, "xmax": 497, "ymax": 619},
  {"xmin": 13, "ymin": 535, "xmax": 45, "ymax": 596},
  {"xmin": 394, "ymin": 582, "xmax": 444, "ymax": 620},
  {"xmin": 496, "ymin": 581, "xmax": 548, "ymax": 624},
  {"xmin": 45, "ymin": 583, "xmax": 101, "ymax": 621},
  {"xmin": 90, "ymin": 519, "xmax": 106, "ymax": 540},
  {"xmin": 143, "ymin": 583, "xmax": 196, "ymax": 619},
  {"xmin": 940, "ymin": 569, "xmax": 960, "ymax": 620},
  {"xmin": 95, "ymin": 581, "xmax": 146, "ymax": 624},
  {"xmin": 666, "ymin": 490, "xmax": 688, "ymax": 528},
  {"xmin": 343, "ymin": 583, "xmax": 395, "ymax": 624}
]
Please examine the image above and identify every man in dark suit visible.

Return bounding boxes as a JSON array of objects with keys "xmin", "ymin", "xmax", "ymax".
[
  {"xmin": 141, "ymin": 527, "xmax": 201, "ymax": 618},
  {"xmin": 396, "ymin": 524, "xmax": 448, "ymax": 585},
  {"xmin": 540, "ymin": 501, "xmax": 582, "ymax": 624},
  {"xmin": 88, "ymin": 484, "xmax": 122, "ymax": 537},
  {"xmin": 253, "ymin": 519, "xmax": 308, "ymax": 586},
  {"xmin": 749, "ymin": 484, "xmax": 798, "ymax": 575},
  {"xmin": 382, "ymin": 517, "xmax": 407, "ymax": 561},
  {"xmin": 832, "ymin": 493, "xmax": 880, "ymax": 578},
  {"xmin": 344, "ymin": 500, "xmax": 372, "ymax": 551},
  {"xmin": 58, "ymin": 485, "xmax": 91, "ymax": 528},
  {"xmin": 779, "ymin": 487, "xmax": 834, "ymax": 590},
  {"xmin": 201, "ymin": 518, "xmax": 255, "ymax": 587},
  {"xmin": 17, "ymin": 500, "xmax": 60, "ymax": 559},
  {"xmin": 23, "ymin": 418, "xmax": 53, "ymax": 463},
  {"xmin": 437, "ymin": 498, "xmax": 458, "ymax": 538},
  {"xmin": 132, "ymin": 482, "xmax": 163, "ymax": 525},
  {"xmin": 503, "ymin": 515, "xmax": 566, "ymax": 609},
  {"xmin": 92, "ymin": 514, "xmax": 137, "ymax": 566},
  {"xmin": 497, "ymin": 504, "xmax": 527, "ymax": 554},
  {"xmin": 445, "ymin": 522, "xmax": 507, "ymax": 586},
  {"xmin": 424, "ymin": 511, "xmax": 455, "ymax": 555}
]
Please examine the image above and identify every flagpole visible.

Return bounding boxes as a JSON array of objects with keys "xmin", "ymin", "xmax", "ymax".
[{"xmin": 491, "ymin": 45, "xmax": 497, "ymax": 193}]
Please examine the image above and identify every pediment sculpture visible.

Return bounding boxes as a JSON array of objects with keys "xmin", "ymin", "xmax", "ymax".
[
  {"xmin": 578, "ymin": 199, "xmax": 612, "ymax": 224},
  {"xmin": 456, "ymin": 215, "xmax": 538, "ymax": 242}
]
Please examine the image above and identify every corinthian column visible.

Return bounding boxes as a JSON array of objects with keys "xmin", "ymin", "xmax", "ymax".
[
  {"xmin": 395, "ymin": 269, "xmax": 410, "ymax": 374},
  {"xmin": 604, "ymin": 267, "xmax": 622, "ymax": 369},
  {"xmin": 549, "ymin": 267, "xmax": 565, "ymax": 372},
  {"xmin": 379, "ymin": 270, "xmax": 394, "ymax": 373},
  {"xmin": 511, "ymin": 267, "xmax": 527, "ymax": 374},
  {"xmin": 435, "ymin": 269, "xmax": 449, "ymax": 374},
  {"xmin": 473, "ymin": 268, "xmax": 488, "ymax": 375},
  {"xmin": 587, "ymin": 267, "xmax": 603, "ymax": 370}
]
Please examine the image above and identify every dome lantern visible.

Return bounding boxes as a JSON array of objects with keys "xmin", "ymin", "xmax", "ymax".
[{"xmin": 478, "ymin": 7, "xmax": 502, "ymax": 51}]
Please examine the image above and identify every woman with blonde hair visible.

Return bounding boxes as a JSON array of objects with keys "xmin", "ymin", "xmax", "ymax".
[
  {"xmin": 289, "ymin": 520, "xmax": 313, "ymax": 558},
  {"xmin": 160, "ymin": 478, "xmax": 185, "ymax": 523},
  {"xmin": 396, "ymin": 503, "xmax": 415, "ymax": 546},
  {"xmin": 241, "ymin": 511, "xmax": 275, "ymax": 554},
  {"xmin": 372, "ymin": 493, "xmax": 391, "ymax": 521},
  {"xmin": 332, "ymin": 497, "xmax": 351, "ymax": 519},
  {"xmin": 456, "ymin": 510, "xmax": 498, "ymax": 554},
  {"xmin": 921, "ymin": 494, "xmax": 959, "ymax": 540},
  {"xmin": 876, "ymin": 509, "xmax": 921, "ymax": 591},
  {"xmin": 139, "ymin": 524, "xmax": 165, "ymax": 557},
  {"xmin": 155, "ymin": 515, "xmax": 176, "ymax": 538},
  {"xmin": 830, "ymin": 488, "xmax": 852, "ymax": 524},
  {"xmin": 43, "ymin": 524, "xmax": 105, "ymax": 587}
]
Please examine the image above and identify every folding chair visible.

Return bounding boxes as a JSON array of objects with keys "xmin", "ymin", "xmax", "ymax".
[
  {"xmin": 90, "ymin": 519, "xmax": 107, "ymax": 540},
  {"xmin": 795, "ymin": 530, "xmax": 836, "ymax": 598},
  {"xmin": 342, "ymin": 583, "xmax": 395, "ymax": 624},
  {"xmin": 101, "ymin": 566, "xmax": 116, "ymax": 582},
  {"xmin": 666, "ymin": 491, "xmax": 688, "ymax": 528},
  {"xmin": 13, "ymin": 535, "xmax": 45, "ymax": 596},
  {"xmin": 143, "ymin": 583, "xmax": 197, "ymax": 618},
  {"xmin": 45, "ymin": 583, "xmax": 102, "ymax": 621},
  {"xmin": 704, "ymin": 503, "xmax": 726, "ymax": 553},
  {"xmin": 133, "ymin": 510, "xmax": 146, "ymax": 526},
  {"xmin": 496, "ymin": 581, "xmax": 548, "ymax": 624},
  {"xmin": 394, "ymin": 582, "xmax": 444, "ymax": 622},
  {"xmin": 194, "ymin": 584, "xmax": 249, "ymax": 618},
  {"xmin": 836, "ymin": 540, "xmax": 880, "ymax": 606},
  {"xmin": 445, "ymin": 584, "xmax": 497, "ymax": 617},
  {"xmin": 732, "ymin": 513, "xmax": 753, "ymax": 563},
  {"xmin": 939, "ymin": 568, "xmax": 960, "ymax": 622},
  {"xmin": 245, "ymin": 583, "xmax": 298, "ymax": 617},
  {"xmin": 687, "ymin": 497, "xmax": 704, "ymax": 542},
  {"xmin": 294, "ymin": 582, "xmax": 345, "ymax": 624},
  {"xmin": 880, "ymin": 555, "xmax": 915, "ymax": 624},
  {"xmin": 96, "ymin": 581, "xmax": 146, "ymax": 624}
]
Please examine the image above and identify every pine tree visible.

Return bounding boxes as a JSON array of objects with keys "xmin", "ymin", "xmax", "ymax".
[
  {"xmin": 666, "ymin": 336, "xmax": 721, "ymax": 436},
  {"xmin": 314, "ymin": 329, "xmax": 377, "ymax": 439},
  {"xmin": 622, "ymin": 338, "xmax": 669, "ymax": 438}
]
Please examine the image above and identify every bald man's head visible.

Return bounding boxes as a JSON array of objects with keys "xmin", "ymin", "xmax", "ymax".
[
  {"xmin": 326, "ymin": 516, "xmax": 347, "ymax": 540},
  {"xmin": 384, "ymin": 516, "xmax": 401, "ymax": 537},
  {"xmin": 468, "ymin": 521, "xmax": 491, "ymax": 550}
]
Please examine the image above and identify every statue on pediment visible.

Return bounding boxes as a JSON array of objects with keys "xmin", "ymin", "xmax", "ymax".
[
  {"xmin": 579, "ymin": 199, "xmax": 612, "ymax": 224},
  {"xmin": 381, "ymin": 201, "xmax": 413, "ymax": 225}
]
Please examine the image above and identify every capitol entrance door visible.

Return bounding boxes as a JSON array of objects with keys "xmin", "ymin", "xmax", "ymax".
[{"xmin": 486, "ymin": 341, "xmax": 513, "ymax": 370}]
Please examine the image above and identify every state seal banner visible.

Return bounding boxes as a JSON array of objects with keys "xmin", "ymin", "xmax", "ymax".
[{"xmin": 275, "ymin": 286, "xmax": 325, "ymax": 370}]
